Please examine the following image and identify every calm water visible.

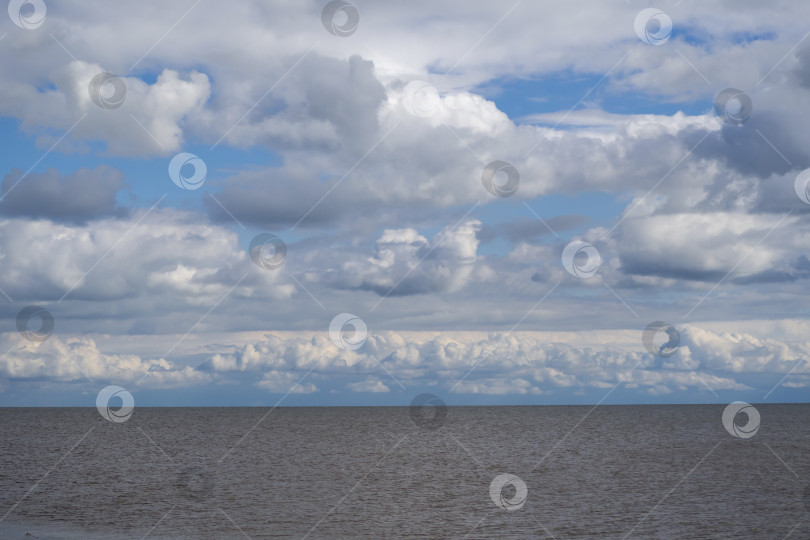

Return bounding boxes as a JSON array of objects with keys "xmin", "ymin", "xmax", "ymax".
[{"xmin": 0, "ymin": 405, "xmax": 807, "ymax": 539}]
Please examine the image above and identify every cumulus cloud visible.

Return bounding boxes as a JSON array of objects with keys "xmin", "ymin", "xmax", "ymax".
[
  {"xmin": 2, "ymin": 0, "xmax": 810, "ymax": 404},
  {"xmin": 1, "ymin": 320, "xmax": 806, "ymax": 400},
  {"xmin": 256, "ymin": 370, "xmax": 318, "ymax": 394},
  {"xmin": 347, "ymin": 378, "xmax": 390, "ymax": 393},
  {"xmin": 193, "ymin": 324, "xmax": 808, "ymax": 397},
  {"xmin": 324, "ymin": 220, "xmax": 482, "ymax": 296},
  {"xmin": 679, "ymin": 325, "xmax": 810, "ymax": 373},
  {"xmin": 205, "ymin": 97, "xmax": 732, "ymax": 230},
  {"xmin": 0, "ymin": 209, "xmax": 295, "ymax": 335},
  {"xmin": 2, "ymin": 60, "xmax": 210, "ymax": 157},
  {"xmin": 453, "ymin": 377, "xmax": 541, "ymax": 395},
  {"xmin": 615, "ymin": 212, "xmax": 806, "ymax": 283},
  {"xmin": 0, "ymin": 333, "xmax": 210, "ymax": 388}
]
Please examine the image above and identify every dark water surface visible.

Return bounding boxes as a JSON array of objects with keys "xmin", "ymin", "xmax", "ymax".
[{"xmin": 0, "ymin": 405, "xmax": 808, "ymax": 539}]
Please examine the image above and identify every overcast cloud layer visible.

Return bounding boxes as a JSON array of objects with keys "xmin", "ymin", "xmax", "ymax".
[{"xmin": 1, "ymin": 0, "xmax": 809, "ymax": 405}]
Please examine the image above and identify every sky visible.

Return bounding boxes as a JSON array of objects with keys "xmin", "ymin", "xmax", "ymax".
[{"xmin": 1, "ymin": 0, "xmax": 810, "ymax": 406}]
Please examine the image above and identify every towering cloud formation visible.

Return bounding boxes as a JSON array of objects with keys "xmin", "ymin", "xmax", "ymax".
[{"xmin": 0, "ymin": 0, "xmax": 809, "ymax": 403}]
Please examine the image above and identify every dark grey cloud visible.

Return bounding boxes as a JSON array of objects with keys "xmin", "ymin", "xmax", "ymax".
[
  {"xmin": 203, "ymin": 170, "xmax": 346, "ymax": 229},
  {"xmin": 792, "ymin": 41, "xmax": 810, "ymax": 90},
  {"xmin": 203, "ymin": 54, "xmax": 394, "ymax": 228},
  {"xmin": 0, "ymin": 166, "xmax": 127, "ymax": 223},
  {"xmin": 299, "ymin": 55, "xmax": 387, "ymax": 146},
  {"xmin": 694, "ymin": 118, "xmax": 805, "ymax": 179},
  {"xmin": 478, "ymin": 215, "xmax": 589, "ymax": 244},
  {"xmin": 618, "ymin": 257, "xmax": 728, "ymax": 283}
]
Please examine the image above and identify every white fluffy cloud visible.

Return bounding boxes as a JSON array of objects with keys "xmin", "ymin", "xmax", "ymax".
[
  {"xmin": 347, "ymin": 378, "xmax": 390, "ymax": 393},
  {"xmin": 192, "ymin": 324, "xmax": 809, "ymax": 396},
  {"xmin": 1, "ymin": 319, "xmax": 807, "ymax": 399},
  {"xmin": 2, "ymin": 0, "xmax": 810, "ymax": 404},
  {"xmin": 256, "ymin": 370, "xmax": 318, "ymax": 394},
  {"xmin": 1, "ymin": 60, "xmax": 210, "ymax": 157},
  {"xmin": 0, "ymin": 333, "xmax": 209, "ymax": 388},
  {"xmin": 0, "ymin": 209, "xmax": 308, "ymax": 343},
  {"xmin": 616, "ymin": 212, "xmax": 806, "ymax": 282},
  {"xmin": 330, "ymin": 220, "xmax": 482, "ymax": 295}
]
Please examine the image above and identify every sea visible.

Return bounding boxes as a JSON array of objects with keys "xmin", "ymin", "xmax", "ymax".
[{"xmin": 0, "ymin": 405, "xmax": 807, "ymax": 539}]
